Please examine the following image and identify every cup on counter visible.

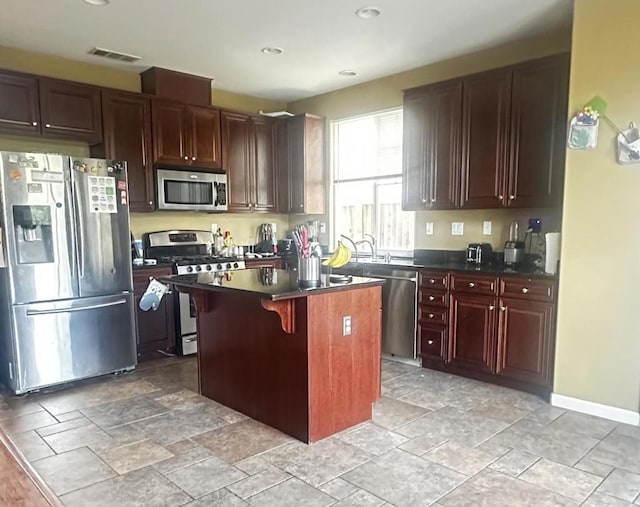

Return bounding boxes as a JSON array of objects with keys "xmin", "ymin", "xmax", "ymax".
[
  {"xmin": 298, "ymin": 256, "xmax": 321, "ymax": 288},
  {"xmin": 134, "ymin": 239, "xmax": 144, "ymax": 259}
]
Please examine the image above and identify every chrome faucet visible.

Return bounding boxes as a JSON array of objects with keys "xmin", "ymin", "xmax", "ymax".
[
  {"xmin": 355, "ymin": 239, "xmax": 375, "ymax": 261},
  {"xmin": 364, "ymin": 233, "xmax": 377, "ymax": 260},
  {"xmin": 340, "ymin": 234, "xmax": 359, "ymax": 262}
]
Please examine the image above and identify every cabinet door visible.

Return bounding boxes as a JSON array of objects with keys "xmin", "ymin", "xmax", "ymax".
[
  {"xmin": 252, "ymin": 116, "xmax": 277, "ymax": 212},
  {"xmin": 221, "ymin": 111, "xmax": 252, "ymax": 211},
  {"xmin": 288, "ymin": 115, "xmax": 306, "ymax": 212},
  {"xmin": 152, "ymin": 101, "xmax": 188, "ymax": 165},
  {"xmin": 39, "ymin": 79, "xmax": 102, "ymax": 142},
  {"xmin": 460, "ymin": 69, "xmax": 511, "ymax": 208},
  {"xmin": 448, "ymin": 293, "xmax": 497, "ymax": 373},
  {"xmin": 275, "ymin": 119, "xmax": 290, "ymax": 212},
  {"xmin": 402, "ymin": 92, "xmax": 428, "ymax": 210},
  {"xmin": 133, "ymin": 269, "xmax": 176, "ymax": 357},
  {"xmin": 189, "ymin": 106, "xmax": 222, "ymax": 168},
  {"xmin": 508, "ymin": 55, "xmax": 569, "ymax": 208},
  {"xmin": 0, "ymin": 72, "xmax": 40, "ymax": 135},
  {"xmin": 101, "ymin": 92, "xmax": 154, "ymax": 212},
  {"xmin": 496, "ymin": 298, "xmax": 555, "ymax": 386}
]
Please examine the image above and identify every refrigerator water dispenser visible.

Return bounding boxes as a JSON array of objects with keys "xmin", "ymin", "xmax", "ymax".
[{"xmin": 12, "ymin": 205, "xmax": 54, "ymax": 264}]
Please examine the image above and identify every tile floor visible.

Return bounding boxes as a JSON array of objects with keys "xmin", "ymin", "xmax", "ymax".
[{"xmin": 1, "ymin": 357, "xmax": 640, "ymax": 506}]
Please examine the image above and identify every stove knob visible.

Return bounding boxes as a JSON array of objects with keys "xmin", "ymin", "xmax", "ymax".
[
  {"xmin": 217, "ymin": 264, "xmax": 223, "ymax": 270},
  {"xmin": 186, "ymin": 266, "xmax": 194, "ymax": 273},
  {"xmin": 233, "ymin": 262, "xmax": 239, "ymax": 269},
  {"xmin": 205, "ymin": 264, "xmax": 212, "ymax": 271},
  {"xmin": 195, "ymin": 265, "xmax": 202, "ymax": 272},
  {"xmin": 226, "ymin": 263, "xmax": 232, "ymax": 269}
]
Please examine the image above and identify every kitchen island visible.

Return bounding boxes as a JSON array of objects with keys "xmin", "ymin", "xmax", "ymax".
[{"xmin": 160, "ymin": 269, "xmax": 384, "ymax": 443}]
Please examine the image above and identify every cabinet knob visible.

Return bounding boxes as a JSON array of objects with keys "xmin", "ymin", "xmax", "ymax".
[
  {"xmin": 489, "ymin": 305, "xmax": 494, "ymax": 311},
  {"xmin": 32, "ymin": 121, "xmax": 38, "ymax": 126},
  {"xmin": 149, "ymin": 201, "xmax": 153, "ymax": 205},
  {"xmin": 428, "ymin": 313, "xmax": 434, "ymax": 318},
  {"xmin": 509, "ymin": 195, "xmax": 515, "ymax": 200},
  {"xmin": 428, "ymin": 295, "xmax": 435, "ymax": 301},
  {"xmin": 521, "ymin": 287, "xmax": 529, "ymax": 294},
  {"xmin": 184, "ymin": 156, "xmax": 189, "ymax": 160},
  {"xmin": 468, "ymin": 282, "xmax": 475, "ymax": 288},
  {"xmin": 431, "ymin": 198, "xmax": 436, "ymax": 203},
  {"xmin": 427, "ymin": 340, "xmax": 434, "ymax": 345},
  {"xmin": 500, "ymin": 306, "xmax": 507, "ymax": 312},
  {"xmin": 421, "ymin": 198, "xmax": 427, "ymax": 203},
  {"xmin": 45, "ymin": 123, "xmax": 51, "ymax": 128},
  {"xmin": 192, "ymin": 156, "xmax": 196, "ymax": 161},
  {"xmin": 429, "ymin": 278, "xmax": 435, "ymax": 284},
  {"xmin": 299, "ymin": 204, "xmax": 304, "ymax": 208},
  {"xmin": 498, "ymin": 195, "xmax": 503, "ymax": 200}
]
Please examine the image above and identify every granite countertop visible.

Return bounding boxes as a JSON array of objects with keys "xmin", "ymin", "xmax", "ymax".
[{"xmin": 158, "ymin": 268, "xmax": 384, "ymax": 301}]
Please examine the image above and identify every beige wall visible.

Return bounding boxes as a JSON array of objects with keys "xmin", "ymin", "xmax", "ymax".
[
  {"xmin": 0, "ymin": 45, "xmax": 289, "ymax": 240},
  {"xmin": 288, "ymin": 32, "xmax": 571, "ymax": 250},
  {"xmin": 554, "ymin": 0, "xmax": 640, "ymax": 413}
]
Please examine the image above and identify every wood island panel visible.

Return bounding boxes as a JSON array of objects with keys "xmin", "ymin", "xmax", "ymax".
[{"xmin": 184, "ymin": 284, "xmax": 382, "ymax": 443}]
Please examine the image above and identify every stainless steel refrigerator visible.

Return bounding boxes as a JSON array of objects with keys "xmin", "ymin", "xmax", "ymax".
[{"xmin": 0, "ymin": 152, "xmax": 136, "ymax": 394}]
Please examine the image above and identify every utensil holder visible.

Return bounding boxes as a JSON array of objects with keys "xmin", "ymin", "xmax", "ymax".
[{"xmin": 298, "ymin": 256, "xmax": 321, "ymax": 288}]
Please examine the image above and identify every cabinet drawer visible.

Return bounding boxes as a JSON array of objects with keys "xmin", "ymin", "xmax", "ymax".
[
  {"xmin": 418, "ymin": 289, "xmax": 448, "ymax": 307},
  {"xmin": 420, "ymin": 270, "xmax": 449, "ymax": 290},
  {"xmin": 451, "ymin": 272, "xmax": 498, "ymax": 295},
  {"xmin": 419, "ymin": 325, "xmax": 447, "ymax": 360},
  {"xmin": 419, "ymin": 306, "xmax": 447, "ymax": 325},
  {"xmin": 500, "ymin": 276, "xmax": 555, "ymax": 302}
]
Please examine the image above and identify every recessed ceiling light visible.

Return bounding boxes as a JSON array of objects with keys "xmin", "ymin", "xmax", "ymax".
[
  {"xmin": 355, "ymin": 6, "xmax": 381, "ymax": 19},
  {"xmin": 83, "ymin": 0, "xmax": 109, "ymax": 5},
  {"xmin": 261, "ymin": 47, "xmax": 283, "ymax": 55},
  {"xmin": 338, "ymin": 70, "xmax": 357, "ymax": 77}
]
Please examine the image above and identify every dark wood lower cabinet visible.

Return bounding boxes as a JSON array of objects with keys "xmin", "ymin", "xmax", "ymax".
[
  {"xmin": 132, "ymin": 267, "xmax": 176, "ymax": 360},
  {"xmin": 496, "ymin": 297, "xmax": 555, "ymax": 386},
  {"xmin": 418, "ymin": 269, "xmax": 557, "ymax": 397},
  {"xmin": 448, "ymin": 293, "xmax": 497, "ymax": 374}
]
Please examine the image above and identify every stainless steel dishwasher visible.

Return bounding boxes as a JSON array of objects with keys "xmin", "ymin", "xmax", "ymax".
[{"xmin": 363, "ymin": 265, "xmax": 418, "ymax": 361}]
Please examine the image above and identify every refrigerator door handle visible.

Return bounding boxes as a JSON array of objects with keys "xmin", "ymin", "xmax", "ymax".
[
  {"xmin": 72, "ymin": 179, "xmax": 86, "ymax": 278},
  {"xmin": 26, "ymin": 298, "xmax": 127, "ymax": 316},
  {"xmin": 63, "ymin": 167, "xmax": 78, "ymax": 288}
]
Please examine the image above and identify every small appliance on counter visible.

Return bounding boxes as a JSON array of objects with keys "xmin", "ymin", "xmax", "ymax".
[
  {"xmin": 466, "ymin": 243, "xmax": 493, "ymax": 264},
  {"xmin": 504, "ymin": 220, "xmax": 525, "ymax": 267}
]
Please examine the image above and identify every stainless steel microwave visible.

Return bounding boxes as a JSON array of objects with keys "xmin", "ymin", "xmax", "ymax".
[{"xmin": 156, "ymin": 168, "xmax": 227, "ymax": 212}]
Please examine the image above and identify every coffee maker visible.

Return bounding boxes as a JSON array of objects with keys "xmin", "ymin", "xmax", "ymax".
[{"xmin": 504, "ymin": 221, "xmax": 525, "ymax": 266}]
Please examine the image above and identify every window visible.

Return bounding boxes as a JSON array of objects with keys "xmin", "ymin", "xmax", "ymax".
[{"xmin": 332, "ymin": 108, "xmax": 414, "ymax": 255}]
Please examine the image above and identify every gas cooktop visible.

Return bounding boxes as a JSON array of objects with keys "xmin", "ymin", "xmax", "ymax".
[{"xmin": 152, "ymin": 255, "xmax": 246, "ymax": 275}]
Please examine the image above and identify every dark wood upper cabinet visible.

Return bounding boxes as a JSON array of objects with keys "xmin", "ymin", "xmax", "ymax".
[
  {"xmin": 403, "ymin": 53, "xmax": 569, "ymax": 211},
  {"xmin": 508, "ymin": 55, "xmax": 569, "ymax": 208},
  {"xmin": 152, "ymin": 100, "xmax": 222, "ymax": 169},
  {"xmin": 252, "ymin": 116, "xmax": 277, "ymax": 212},
  {"xmin": 221, "ymin": 111, "xmax": 277, "ymax": 213},
  {"xmin": 448, "ymin": 292, "xmax": 497, "ymax": 374},
  {"xmin": 221, "ymin": 110, "xmax": 252, "ymax": 211},
  {"xmin": 96, "ymin": 91, "xmax": 154, "ymax": 212},
  {"xmin": 287, "ymin": 114, "xmax": 325, "ymax": 214},
  {"xmin": 189, "ymin": 106, "xmax": 222, "ymax": 168},
  {"xmin": 0, "ymin": 72, "xmax": 40, "ymax": 135},
  {"xmin": 402, "ymin": 80, "xmax": 461, "ymax": 210},
  {"xmin": 275, "ymin": 119, "xmax": 290, "ymax": 213},
  {"xmin": 152, "ymin": 100, "xmax": 189, "ymax": 165},
  {"xmin": 39, "ymin": 79, "xmax": 102, "ymax": 143},
  {"xmin": 496, "ymin": 297, "xmax": 555, "ymax": 386},
  {"xmin": 460, "ymin": 68, "xmax": 512, "ymax": 209}
]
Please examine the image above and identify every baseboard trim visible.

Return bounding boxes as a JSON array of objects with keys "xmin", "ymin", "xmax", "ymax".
[{"xmin": 551, "ymin": 393, "xmax": 640, "ymax": 426}]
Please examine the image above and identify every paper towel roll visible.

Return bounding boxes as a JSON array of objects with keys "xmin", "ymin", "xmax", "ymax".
[{"xmin": 545, "ymin": 232, "xmax": 561, "ymax": 275}]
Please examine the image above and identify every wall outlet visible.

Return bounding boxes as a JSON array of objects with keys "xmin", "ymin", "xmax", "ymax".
[
  {"xmin": 319, "ymin": 222, "xmax": 327, "ymax": 234},
  {"xmin": 451, "ymin": 222, "xmax": 464, "ymax": 236},
  {"xmin": 343, "ymin": 316, "xmax": 352, "ymax": 336},
  {"xmin": 425, "ymin": 222, "xmax": 434, "ymax": 235},
  {"xmin": 483, "ymin": 221, "xmax": 492, "ymax": 235}
]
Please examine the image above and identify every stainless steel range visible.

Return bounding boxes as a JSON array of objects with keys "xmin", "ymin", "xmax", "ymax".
[{"xmin": 143, "ymin": 230, "xmax": 245, "ymax": 355}]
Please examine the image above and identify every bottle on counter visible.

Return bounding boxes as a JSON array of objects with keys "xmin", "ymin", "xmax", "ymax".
[{"xmin": 214, "ymin": 227, "xmax": 224, "ymax": 254}]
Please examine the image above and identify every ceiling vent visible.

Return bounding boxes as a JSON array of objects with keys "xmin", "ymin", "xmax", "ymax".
[{"xmin": 88, "ymin": 47, "xmax": 141, "ymax": 63}]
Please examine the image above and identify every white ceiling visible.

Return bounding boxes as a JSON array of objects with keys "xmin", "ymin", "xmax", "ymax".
[{"xmin": 0, "ymin": 0, "xmax": 573, "ymax": 102}]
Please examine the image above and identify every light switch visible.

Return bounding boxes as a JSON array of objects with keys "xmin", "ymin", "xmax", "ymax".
[
  {"xmin": 483, "ymin": 221, "xmax": 492, "ymax": 235},
  {"xmin": 319, "ymin": 222, "xmax": 327, "ymax": 234},
  {"xmin": 451, "ymin": 222, "xmax": 464, "ymax": 236},
  {"xmin": 425, "ymin": 222, "xmax": 434, "ymax": 235}
]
